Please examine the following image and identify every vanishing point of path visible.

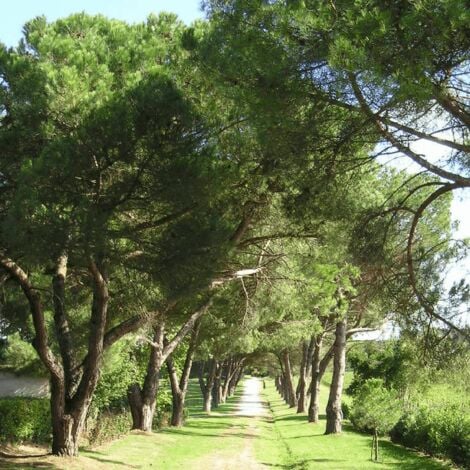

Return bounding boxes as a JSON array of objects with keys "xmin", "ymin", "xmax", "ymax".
[{"xmin": 191, "ymin": 376, "xmax": 268, "ymax": 470}]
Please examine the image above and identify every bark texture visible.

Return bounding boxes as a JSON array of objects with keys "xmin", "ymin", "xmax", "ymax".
[{"xmin": 325, "ymin": 319, "xmax": 347, "ymax": 434}]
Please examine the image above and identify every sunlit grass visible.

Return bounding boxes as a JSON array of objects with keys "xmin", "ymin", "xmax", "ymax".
[
  {"xmin": 80, "ymin": 380, "xmax": 249, "ymax": 469},
  {"xmin": 254, "ymin": 380, "xmax": 452, "ymax": 470}
]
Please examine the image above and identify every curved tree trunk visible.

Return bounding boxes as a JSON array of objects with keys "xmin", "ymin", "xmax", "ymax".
[
  {"xmin": 325, "ymin": 319, "xmax": 347, "ymax": 434},
  {"xmin": 227, "ymin": 357, "xmax": 245, "ymax": 397}
]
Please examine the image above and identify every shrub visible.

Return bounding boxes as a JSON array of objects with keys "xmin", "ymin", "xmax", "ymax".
[
  {"xmin": 391, "ymin": 403, "xmax": 470, "ymax": 468},
  {"xmin": 0, "ymin": 397, "xmax": 51, "ymax": 443},
  {"xmin": 153, "ymin": 385, "xmax": 173, "ymax": 429},
  {"xmin": 87, "ymin": 409, "xmax": 132, "ymax": 446},
  {"xmin": 350, "ymin": 379, "xmax": 401, "ymax": 434},
  {"xmin": 350, "ymin": 379, "xmax": 402, "ymax": 461}
]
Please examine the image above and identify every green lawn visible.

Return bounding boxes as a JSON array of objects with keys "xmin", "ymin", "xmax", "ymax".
[
  {"xmin": 81, "ymin": 381, "xmax": 251, "ymax": 469},
  {"xmin": 1, "ymin": 377, "xmax": 456, "ymax": 469},
  {"xmin": 254, "ymin": 379, "xmax": 453, "ymax": 470}
]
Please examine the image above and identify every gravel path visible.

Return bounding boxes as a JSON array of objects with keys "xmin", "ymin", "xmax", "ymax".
[{"xmin": 193, "ymin": 377, "xmax": 268, "ymax": 470}]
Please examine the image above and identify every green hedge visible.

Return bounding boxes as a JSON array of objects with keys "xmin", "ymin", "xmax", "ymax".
[
  {"xmin": 390, "ymin": 404, "xmax": 470, "ymax": 469},
  {"xmin": 87, "ymin": 409, "xmax": 132, "ymax": 446},
  {"xmin": 0, "ymin": 397, "xmax": 51, "ymax": 443}
]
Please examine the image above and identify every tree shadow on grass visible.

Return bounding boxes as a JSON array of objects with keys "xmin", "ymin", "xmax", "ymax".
[
  {"xmin": 378, "ymin": 441, "xmax": 451, "ymax": 470},
  {"xmin": 260, "ymin": 458, "xmax": 347, "ymax": 469},
  {"xmin": 84, "ymin": 450, "xmax": 139, "ymax": 468}
]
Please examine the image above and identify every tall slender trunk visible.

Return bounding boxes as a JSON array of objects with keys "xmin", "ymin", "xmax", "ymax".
[
  {"xmin": 212, "ymin": 361, "xmax": 223, "ymax": 408},
  {"xmin": 280, "ymin": 350, "xmax": 297, "ymax": 408},
  {"xmin": 220, "ymin": 358, "xmax": 234, "ymax": 403},
  {"xmin": 166, "ymin": 318, "xmax": 201, "ymax": 426},
  {"xmin": 202, "ymin": 359, "xmax": 218, "ymax": 413},
  {"xmin": 296, "ymin": 337, "xmax": 315, "ymax": 413},
  {"xmin": 325, "ymin": 319, "xmax": 347, "ymax": 434},
  {"xmin": 308, "ymin": 334, "xmax": 334, "ymax": 423},
  {"xmin": 308, "ymin": 334, "xmax": 323, "ymax": 423}
]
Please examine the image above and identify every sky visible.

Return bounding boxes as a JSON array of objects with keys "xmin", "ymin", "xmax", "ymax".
[{"xmin": 1, "ymin": 0, "xmax": 204, "ymax": 47}]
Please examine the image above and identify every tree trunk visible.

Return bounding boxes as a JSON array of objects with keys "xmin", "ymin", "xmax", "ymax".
[
  {"xmin": 49, "ymin": 260, "xmax": 108, "ymax": 455},
  {"xmin": 281, "ymin": 350, "xmax": 297, "ymax": 408},
  {"xmin": 202, "ymin": 359, "xmax": 218, "ymax": 413},
  {"xmin": 308, "ymin": 334, "xmax": 324, "ymax": 423},
  {"xmin": 374, "ymin": 429, "xmax": 379, "ymax": 461},
  {"xmin": 212, "ymin": 361, "xmax": 222, "ymax": 408},
  {"xmin": 128, "ymin": 323, "xmax": 164, "ymax": 431},
  {"xmin": 325, "ymin": 319, "xmax": 347, "ymax": 434},
  {"xmin": 167, "ymin": 356, "xmax": 183, "ymax": 427},
  {"xmin": 129, "ymin": 299, "xmax": 212, "ymax": 430},
  {"xmin": 227, "ymin": 358, "xmax": 245, "ymax": 396},
  {"xmin": 296, "ymin": 339, "xmax": 313, "ymax": 413},
  {"xmin": 221, "ymin": 358, "xmax": 234, "ymax": 403}
]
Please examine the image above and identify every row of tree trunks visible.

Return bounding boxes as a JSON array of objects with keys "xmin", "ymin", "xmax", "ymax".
[
  {"xmin": 272, "ymin": 318, "xmax": 348, "ymax": 435},
  {"xmin": 198, "ymin": 356, "xmax": 245, "ymax": 413}
]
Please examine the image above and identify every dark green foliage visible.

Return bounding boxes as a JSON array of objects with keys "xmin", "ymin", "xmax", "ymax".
[
  {"xmin": 0, "ymin": 397, "xmax": 50, "ymax": 443},
  {"xmin": 153, "ymin": 384, "xmax": 173, "ymax": 429},
  {"xmin": 87, "ymin": 410, "xmax": 132, "ymax": 446},
  {"xmin": 391, "ymin": 404, "xmax": 470, "ymax": 468},
  {"xmin": 349, "ymin": 379, "xmax": 401, "ymax": 434},
  {"xmin": 347, "ymin": 340, "xmax": 414, "ymax": 395}
]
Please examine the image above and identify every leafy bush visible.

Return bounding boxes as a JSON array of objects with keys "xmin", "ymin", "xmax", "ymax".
[
  {"xmin": 347, "ymin": 340, "xmax": 417, "ymax": 396},
  {"xmin": 0, "ymin": 397, "xmax": 50, "ymax": 443},
  {"xmin": 1, "ymin": 333, "xmax": 46, "ymax": 376},
  {"xmin": 391, "ymin": 403, "xmax": 470, "ymax": 468},
  {"xmin": 349, "ymin": 379, "xmax": 402, "ymax": 461},
  {"xmin": 350, "ymin": 379, "xmax": 401, "ymax": 435},
  {"xmin": 153, "ymin": 384, "xmax": 173, "ymax": 429},
  {"xmin": 87, "ymin": 409, "xmax": 132, "ymax": 446}
]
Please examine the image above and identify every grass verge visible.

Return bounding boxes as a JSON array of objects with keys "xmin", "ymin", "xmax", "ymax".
[{"xmin": 254, "ymin": 379, "xmax": 453, "ymax": 470}]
